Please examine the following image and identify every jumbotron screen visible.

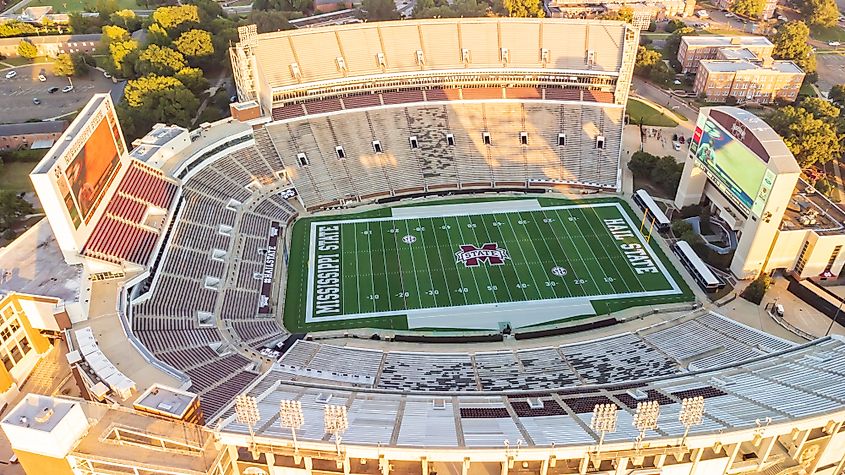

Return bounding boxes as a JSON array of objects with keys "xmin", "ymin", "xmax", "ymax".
[
  {"xmin": 690, "ymin": 114, "xmax": 767, "ymax": 215},
  {"xmin": 62, "ymin": 114, "xmax": 122, "ymax": 227}
]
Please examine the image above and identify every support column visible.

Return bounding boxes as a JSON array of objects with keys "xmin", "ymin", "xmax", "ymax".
[
  {"xmin": 462, "ymin": 458, "xmax": 470, "ymax": 475},
  {"xmin": 540, "ymin": 458, "xmax": 549, "ymax": 475},
  {"xmin": 421, "ymin": 457, "xmax": 428, "ymax": 475},
  {"xmin": 380, "ymin": 456, "xmax": 390, "ymax": 475},
  {"xmin": 343, "ymin": 456, "xmax": 350, "ymax": 475},
  {"xmin": 721, "ymin": 443, "xmax": 741, "ymax": 475},
  {"xmin": 266, "ymin": 453, "xmax": 276, "ymax": 472},
  {"xmin": 304, "ymin": 456, "xmax": 313, "ymax": 475},
  {"xmin": 614, "ymin": 457, "xmax": 629, "ymax": 475},
  {"xmin": 579, "ymin": 454, "xmax": 589, "ymax": 475},
  {"xmin": 688, "ymin": 448, "xmax": 703, "ymax": 475},
  {"xmin": 227, "ymin": 445, "xmax": 242, "ymax": 475},
  {"xmin": 655, "ymin": 454, "xmax": 666, "ymax": 468},
  {"xmin": 757, "ymin": 436, "xmax": 776, "ymax": 470},
  {"xmin": 791, "ymin": 429, "xmax": 810, "ymax": 458},
  {"xmin": 501, "ymin": 459, "xmax": 509, "ymax": 475}
]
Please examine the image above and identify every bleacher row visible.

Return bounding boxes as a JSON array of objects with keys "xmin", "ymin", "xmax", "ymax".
[
  {"xmin": 265, "ymin": 101, "xmax": 623, "ymax": 210},
  {"xmin": 130, "ymin": 142, "xmax": 297, "ymax": 416},
  {"xmin": 276, "ymin": 313, "xmax": 794, "ymax": 392},
  {"xmin": 271, "ymin": 87, "xmax": 616, "ymax": 122},
  {"xmin": 83, "ymin": 161, "xmax": 178, "ymax": 265}
]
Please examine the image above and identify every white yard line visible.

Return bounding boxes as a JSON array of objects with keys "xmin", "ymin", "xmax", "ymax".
[
  {"xmin": 454, "ymin": 214, "xmax": 498, "ymax": 304},
  {"xmin": 387, "ymin": 220, "xmax": 414, "ymax": 310},
  {"xmin": 538, "ymin": 208, "xmax": 600, "ymax": 296},
  {"xmin": 426, "ymin": 217, "xmax": 459, "ymax": 307},
  {"xmin": 515, "ymin": 210, "xmax": 575, "ymax": 298},
  {"xmin": 415, "ymin": 217, "xmax": 451, "ymax": 308},
  {"xmin": 375, "ymin": 220, "xmax": 396, "ymax": 312},
  {"xmin": 492, "ymin": 213, "xmax": 537, "ymax": 301},
  {"xmin": 583, "ymin": 205, "xmax": 645, "ymax": 293},
  {"xmin": 447, "ymin": 215, "xmax": 485, "ymax": 305},
  {"xmin": 401, "ymin": 219, "xmax": 427, "ymax": 308},
  {"xmin": 468, "ymin": 214, "xmax": 515, "ymax": 302},
  {"xmin": 364, "ymin": 222, "xmax": 378, "ymax": 313}
]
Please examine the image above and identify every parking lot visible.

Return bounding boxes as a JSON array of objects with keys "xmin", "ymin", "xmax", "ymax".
[
  {"xmin": 0, "ymin": 63, "xmax": 115, "ymax": 124},
  {"xmin": 816, "ymin": 53, "xmax": 845, "ymax": 95}
]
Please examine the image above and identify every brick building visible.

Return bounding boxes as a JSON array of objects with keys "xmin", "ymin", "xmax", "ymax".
[
  {"xmin": 677, "ymin": 36, "xmax": 774, "ymax": 73},
  {"xmin": 694, "ymin": 58, "xmax": 804, "ymax": 103}
]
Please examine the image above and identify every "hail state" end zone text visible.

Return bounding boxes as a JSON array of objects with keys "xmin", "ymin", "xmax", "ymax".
[{"xmin": 603, "ymin": 218, "xmax": 659, "ymax": 274}]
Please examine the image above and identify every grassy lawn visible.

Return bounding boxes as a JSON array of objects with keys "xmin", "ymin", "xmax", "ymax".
[
  {"xmin": 0, "ymin": 162, "xmax": 36, "ymax": 193},
  {"xmin": 627, "ymin": 98, "xmax": 680, "ymax": 127},
  {"xmin": 799, "ymin": 81, "xmax": 818, "ymax": 97},
  {"xmin": 28, "ymin": 0, "xmax": 138, "ymax": 12},
  {"xmin": 811, "ymin": 26, "xmax": 845, "ymax": 43},
  {"xmin": 1, "ymin": 57, "xmax": 49, "ymax": 67}
]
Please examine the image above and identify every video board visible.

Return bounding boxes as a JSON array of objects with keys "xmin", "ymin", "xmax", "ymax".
[
  {"xmin": 689, "ymin": 113, "xmax": 769, "ymax": 216},
  {"xmin": 59, "ymin": 104, "xmax": 125, "ymax": 228}
]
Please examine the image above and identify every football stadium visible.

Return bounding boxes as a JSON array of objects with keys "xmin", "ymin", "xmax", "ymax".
[{"xmin": 2, "ymin": 17, "xmax": 845, "ymax": 475}]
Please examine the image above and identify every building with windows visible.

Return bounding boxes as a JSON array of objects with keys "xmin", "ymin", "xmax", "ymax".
[
  {"xmin": 714, "ymin": 0, "xmax": 779, "ymax": 19},
  {"xmin": 0, "ymin": 293, "xmax": 65, "ymax": 408},
  {"xmin": 693, "ymin": 58, "xmax": 804, "ymax": 104},
  {"xmin": 0, "ymin": 33, "xmax": 100, "ymax": 58},
  {"xmin": 677, "ymin": 36, "xmax": 774, "ymax": 74},
  {"xmin": 0, "ymin": 120, "xmax": 68, "ymax": 151}
]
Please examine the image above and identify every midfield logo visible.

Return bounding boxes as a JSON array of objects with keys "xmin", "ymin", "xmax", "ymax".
[{"xmin": 455, "ymin": 243, "xmax": 511, "ymax": 267}]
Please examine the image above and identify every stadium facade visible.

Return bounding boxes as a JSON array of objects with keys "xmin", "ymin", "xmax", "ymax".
[{"xmin": 5, "ymin": 17, "xmax": 845, "ymax": 475}]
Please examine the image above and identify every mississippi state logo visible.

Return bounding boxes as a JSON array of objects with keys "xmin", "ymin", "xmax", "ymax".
[{"xmin": 455, "ymin": 243, "xmax": 511, "ymax": 267}]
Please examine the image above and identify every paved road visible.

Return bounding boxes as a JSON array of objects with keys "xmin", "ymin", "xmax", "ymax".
[
  {"xmin": 631, "ymin": 78, "xmax": 698, "ymax": 128},
  {"xmin": 0, "ymin": 63, "xmax": 115, "ymax": 124}
]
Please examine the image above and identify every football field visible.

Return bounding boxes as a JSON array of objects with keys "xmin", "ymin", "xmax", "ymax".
[{"xmin": 294, "ymin": 199, "xmax": 689, "ymax": 330}]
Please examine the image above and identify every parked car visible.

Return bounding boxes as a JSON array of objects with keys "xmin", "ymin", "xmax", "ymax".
[
  {"xmin": 672, "ymin": 133, "xmax": 678, "ymax": 141},
  {"xmin": 62, "ymin": 85, "xmax": 74, "ymax": 93},
  {"xmin": 5, "ymin": 70, "xmax": 16, "ymax": 79},
  {"xmin": 32, "ymin": 97, "xmax": 40, "ymax": 105},
  {"xmin": 47, "ymin": 86, "xmax": 59, "ymax": 93},
  {"xmin": 775, "ymin": 303, "xmax": 784, "ymax": 316},
  {"xmin": 828, "ymin": 41, "xmax": 841, "ymax": 47},
  {"xmin": 725, "ymin": 12, "xmax": 735, "ymax": 17},
  {"xmin": 673, "ymin": 79, "xmax": 682, "ymax": 85},
  {"xmin": 679, "ymin": 136, "xmax": 685, "ymax": 144},
  {"xmin": 37, "ymin": 74, "xmax": 46, "ymax": 82},
  {"xmin": 103, "ymin": 71, "xmax": 111, "ymax": 79},
  {"xmin": 673, "ymin": 142, "xmax": 682, "ymax": 151}
]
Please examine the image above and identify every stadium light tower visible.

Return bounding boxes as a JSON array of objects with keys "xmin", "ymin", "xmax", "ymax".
[
  {"xmin": 235, "ymin": 394, "xmax": 261, "ymax": 460},
  {"xmin": 324, "ymin": 404, "xmax": 349, "ymax": 455},
  {"xmin": 633, "ymin": 401, "xmax": 660, "ymax": 451},
  {"xmin": 590, "ymin": 403, "xmax": 618, "ymax": 458},
  {"xmin": 678, "ymin": 396, "xmax": 705, "ymax": 447},
  {"xmin": 279, "ymin": 400, "xmax": 304, "ymax": 456}
]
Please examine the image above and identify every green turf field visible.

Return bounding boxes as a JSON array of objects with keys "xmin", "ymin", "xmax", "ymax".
[{"xmin": 284, "ymin": 197, "xmax": 693, "ymax": 332}]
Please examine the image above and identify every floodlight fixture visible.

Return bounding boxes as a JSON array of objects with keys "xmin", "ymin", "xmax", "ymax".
[
  {"xmin": 679, "ymin": 396, "xmax": 705, "ymax": 446},
  {"xmin": 279, "ymin": 400, "xmax": 304, "ymax": 453},
  {"xmin": 235, "ymin": 394, "xmax": 261, "ymax": 459},
  {"xmin": 324, "ymin": 404, "xmax": 349, "ymax": 454},
  {"xmin": 633, "ymin": 401, "xmax": 660, "ymax": 450},
  {"xmin": 590, "ymin": 403, "xmax": 618, "ymax": 456}
]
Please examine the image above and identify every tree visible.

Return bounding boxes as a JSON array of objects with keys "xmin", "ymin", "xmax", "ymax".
[
  {"xmin": 627, "ymin": 150, "xmax": 658, "ymax": 177},
  {"xmin": 665, "ymin": 18, "xmax": 686, "ymax": 33},
  {"xmin": 730, "ymin": 0, "xmax": 765, "ymax": 18},
  {"xmin": 186, "ymin": 0, "xmax": 225, "ymax": 22},
  {"xmin": 805, "ymin": 0, "xmax": 839, "ymax": 27},
  {"xmin": 136, "ymin": 44, "xmax": 186, "ymax": 76},
  {"xmin": 247, "ymin": 10, "xmax": 294, "ymax": 33},
  {"xmin": 665, "ymin": 26, "xmax": 695, "ymax": 71},
  {"xmin": 109, "ymin": 10, "xmax": 141, "ymax": 31},
  {"xmin": 101, "ymin": 25, "xmax": 130, "ymax": 46},
  {"xmin": 600, "ymin": 6, "xmax": 633, "ymax": 23},
  {"xmin": 107, "ymin": 39, "xmax": 139, "ymax": 77},
  {"xmin": 361, "ymin": 0, "xmax": 399, "ymax": 20},
  {"xmin": 173, "ymin": 29, "xmax": 214, "ymax": 58},
  {"xmin": 773, "ymin": 21, "xmax": 816, "ymax": 74},
  {"xmin": 503, "ymin": 0, "xmax": 544, "ymax": 17},
  {"xmin": 53, "ymin": 53, "xmax": 75, "ymax": 76},
  {"xmin": 769, "ymin": 102, "xmax": 844, "ymax": 168},
  {"xmin": 0, "ymin": 190, "xmax": 33, "ymax": 233},
  {"xmin": 145, "ymin": 23, "xmax": 171, "ymax": 47},
  {"xmin": 151, "ymin": 5, "xmax": 200, "ymax": 33},
  {"xmin": 0, "ymin": 21, "xmax": 38, "ymax": 38},
  {"xmin": 636, "ymin": 46, "xmax": 662, "ymax": 70},
  {"xmin": 830, "ymin": 84, "xmax": 845, "ymax": 103},
  {"xmin": 122, "ymin": 75, "xmax": 199, "ymax": 133},
  {"xmin": 71, "ymin": 52, "xmax": 92, "ymax": 75},
  {"xmin": 16, "ymin": 40, "xmax": 37, "ymax": 59},
  {"xmin": 68, "ymin": 13, "xmax": 103, "ymax": 34},
  {"xmin": 741, "ymin": 274, "xmax": 771, "ymax": 304},
  {"xmin": 175, "ymin": 67, "xmax": 210, "ymax": 95}
]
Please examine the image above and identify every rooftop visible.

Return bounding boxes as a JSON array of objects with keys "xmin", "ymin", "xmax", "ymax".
[
  {"xmin": 133, "ymin": 384, "xmax": 197, "ymax": 419},
  {"xmin": 782, "ymin": 180, "xmax": 845, "ymax": 234},
  {"xmin": 682, "ymin": 35, "xmax": 774, "ymax": 48},
  {"xmin": 700, "ymin": 59, "xmax": 804, "ymax": 74},
  {"xmin": 0, "ymin": 120, "xmax": 67, "ymax": 137},
  {"xmin": 1, "ymin": 394, "xmax": 76, "ymax": 433},
  {"xmin": 0, "ymin": 219, "xmax": 80, "ymax": 303},
  {"xmin": 716, "ymin": 47, "xmax": 759, "ymax": 61}
]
